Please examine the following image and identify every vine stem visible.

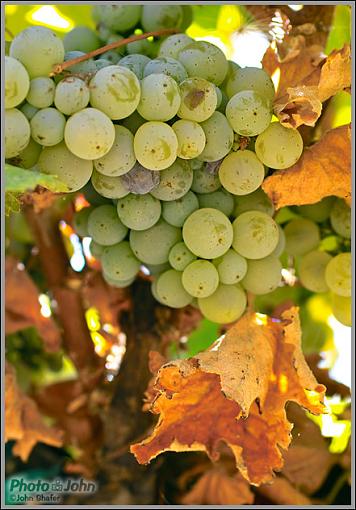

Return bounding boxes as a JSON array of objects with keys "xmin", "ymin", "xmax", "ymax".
[{"xmin": 50, "ymin": 28, "xmax": 178, "ymax": 76}]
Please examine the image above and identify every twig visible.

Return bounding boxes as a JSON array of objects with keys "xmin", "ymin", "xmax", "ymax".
[{"xmin": 50, "ymin": 28, "xmax": 178, "ymax": 76}]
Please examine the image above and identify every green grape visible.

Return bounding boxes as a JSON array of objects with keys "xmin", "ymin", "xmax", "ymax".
[
  {"xmin": 103, "ymin": 273, "xmax": 136, "ymax": 288},
  {"xmin": 297, "ymin": 196, "xmax": 336, "ymax": 223},
  {"xmin": 26, "ymin": 77, "xmax": 55, "ymax": 108},
  {"xmin": 180, "ymin": 5, "xmax": 193, "ymax": 31},
  {"xmin": 162, "ymin": 191, "xmax": 199, "ymax": 227},
  {"xmin": 198, "ymin": 283, "xmax": 247, "ymax": 324},
  {"xmin": 158, "ymin": 34, "xmax": 194, "ymax": 60},
  {"xmin": 331, "ymin": 293, "xmax": 351, "ymax": 327},
  {"xmin": 215, "ymin": 86, "xmax": 222, "ymax": 108},
  {"xmin": 284, "ymin": 218, "xmax": 320, "ymax": 256},
  {"xmin": 226, "ymin": 91, "xmax": 272, "ymax": 136},
  {"xmin": 197, "ymin": 189, "xmax": 234, "ymax": 217},
  {"xmin": 213, "ymin": 249, "xmax": 248, "ymax": 284},
  {"xmin": 232, "ymin": 211, "xmax": 279, "ymax": 259},
  {"xmin": 106, "ymin": 34, "xmax": 126, "ymax": 57},
  {"xmin": 93, "ymin": 5, "xmax": 142, "ymax": 32},
  {"xmin": 330, "ymin": 199, "xmax": 351, "ymax": 238},
  {"xmin": 130, "ymin": 218, "xmax": 181, "ymax": 264},
  {"xmin": 182, "ymin": 260, "xmax": 219, "ymax": 298},
  {"xmin": 241, "ymin": 255, "xmax": 282, "ymax": 294},
  {"xmin": 94, "ymin": 59, "xmax": 112, "ymax": 70},
  {"xmin": 233, "ymin": 188, "xmax": 274, "ymax": 217},
  {"xmin": 91, "ymin": 170, "xmax": 129, "ymax": 199},
  {"xmin": 270, "ymin": 225, "xmax": 286, "ymax": 257},
  {"xmin": 5, "ymin": 56, "xmax": 30, "ymax": 108},
  {"xmin": 5, "ymin": 108, "xmax": 30, "ymax": 158},
  {"xmin": 151, "ymin": 278, "xmax": 165, "ymax": 304},
  {"xmin": 10, "ymin": 26, "xmax": 65, "ymax": 78},
  {"xmin": 255, "ymin": 122, "xmax": 303, "ymax": 170},
  {"xmin": 126, "ymin": 36, "xmax": 152, "ymax": 57},
  {"xmin": 64, "ymin": 108, "xmax": 115, "ymax": 160},
  {"xmin": 145, "ymin": 262, "xmax": 170, "ymax": 275},
  {"xmin": 64, "ymin": 26, "xmax": 100, "ymax": 53},
  {"xmin": 183, "ymin": 208, "xmax": 233, "ymax": 259},
  {"xmin": 82, "ymin": 181, "xmax": 111, "ymax": 206},
  {"xmin": 90, "ymin": 66, "xmax": 141, "ymax": 120},
  {"xmin": 137, "ymin": 74, "xmax": 181, "ymax": 122},
  {"xmin": 73, "ymin": 206, "xmax": 94, "ymax": 237},
  {"xmin": 298, "ymin": 250, "xmax": 332, "ymax": 293},
  {"xmin": 143, "ymin": 57, "xmax": 188, "ymax": 83},
  {"xmin": 87, "ymin": 205, "xmax": 128, "ymax": 246},
  {"xmin": 169, "ymin": 242, "xmax": 197, "ymax": 271},
  {"xmin": 119, "ymin": 54, "xmax": 151, "ymax": 79},
  {"xmin": 30, "ymin": 107, "xmax": 65, "ymax": 147},
  {"xmin": 98, "ymin": 50, "xmax": 121, "ymax": 65},
  {"xmin": 141, "ymin": 5, "xmax": 183, "ymax": 32},
  {"xmin": 325, "ymin": 252, "xmax": 351, "ymax": 297},
  {"xmin": 89, "ymin": 240, "xmax": 105, "ymax": 259},
  {"xmin": 178, "ymin": 41, "xmax": 228, "ymax": 86},
  {"xmin": 54, "ymin": 77, "xmax": 90, "ymax": 115},
  {"xmin": 20, "ymin": 102, "xmax": 38, "ymax": 121},
  {"xmin": 121, "ymin": 110, "xmax": 146, "ymax": 134},
  {"xmin": 198, "ymin": 112, "xmax": 234, "ymax": 162},
  {"xmin": 191, "ymin": 162, "xmax": 221, "ymax": 194},
  {"xmin": 117, "ymin": 194, "xmax": 161, "ymax": 230},
  {"xmin": 133, "ymin": 121, "xmax": 178, "ymax": 171},
  {"xmin": 156, "ymin": 269, "xmax": 193, "ymax": 308},
  {"xmin": 63, "ymin": 51, "xmax": 97, "ymax": 75},
  {"xmin": 94, "ymin": 125, "xmax": 135, "ymax": 177},
  {"xmin": 12, "ymin": 138, "xmax": 42, "ymax": 169},
  {"xmin": 221, "ymin": 60, "xmax": 240, "ymax": 89},
  {"xmin": 225, "ymin": 66, "xmax": 275, "ymax": 102},
  {"xmin": 150, "ymin": 159, "xmax": 193, "ymax": 201},
  {"xmin": 177, "ymin": 77, "xmax": 217, "ymax": 122},
  {"xmin": 172, "ymin": 120, "xmax": 206, "ymax": 160},
  {"xmin": 38, "ymin": 142, "xmax": 93, "ymax": 192},
  {"xmin": 219, "ymin": 150, "xmax": 265, "ymax": 195},
  {"xmin": 101, "ymin": 241, "xmax": 140, "ymax": 280}
]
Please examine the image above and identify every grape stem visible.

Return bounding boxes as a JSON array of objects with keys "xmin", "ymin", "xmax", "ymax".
[{"xmin": 50, "ymin": 28, "xmax": 179, "ymax": 76}]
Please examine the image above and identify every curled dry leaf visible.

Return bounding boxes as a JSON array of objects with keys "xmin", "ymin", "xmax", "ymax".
[
  {"xmin": 5, "ymin": 361, "xmax": 63, "ymax": 461},
  {"xmin": 262, "ymin": 124, "xmax": 351, "ymax": 208},
  {"xmin": 131, "ymin": 308, "xmax": 326, "ymax": 485}
]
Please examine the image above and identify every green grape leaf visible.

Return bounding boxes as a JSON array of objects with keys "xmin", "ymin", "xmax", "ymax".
[
  {"xmin": 5, "ymin": 192, "xmax": 21, "ymax": 216},
  {"xmin": 191, "ymin": 5, "xmax": 221, "ymax": 29},
  {"xmin": 5, "ymin": 163, "xmax": 68, "ymax": 194}
]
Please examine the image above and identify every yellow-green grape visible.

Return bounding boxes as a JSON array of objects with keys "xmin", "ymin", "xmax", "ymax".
[
  {"xmin": 137, "ymin": 73, "xmax": 181, "ymax": 121},
  {"xmin": 150, "ymin": 159, "xmax": 193, "ymax": 201},
  {"xmin": 73, "ymin": 206, "xmax": 94, "ymax": 237},
  {"xmin": 158, "ymin": 34, "xmax": 194, "ymax": 60},
  {"xmin": 64, "ymin": 26, "xmax": 100, "ymax": 53},
  {"xmin": 226, "ymin": 91, "xmax": 272, "ymax": 136},
  {"xmin": 298, "ymin": 196, "xmax": 335, "ymax": 223},
  {"xmin": 126, "ymin": 35, "xmax": 152, "ymax": 57},
  {"xmin": 213, "ymin": 249, "xmax": 248, "ymax": 284},
  {"xmin": 325, "ymin": 252, "xmax": 351, "ymax": 297},
  {"xmin": 284, "ymin": 218, "xmax": 320, "ymax": 256},
  {"xmin": 30, "ymin": 108, "xmax": 66, "ymax": 146},
  {"xmin": 5, "ymin": 56, "xmax": 30, "ymax": 108},
  {"xmin": 233, "ymin": 188, "xmax": 274, "ymax": 217},
  {"xmin": 330, "ymin": 199, "xmax": 351, "ymax": 238},
  {"xmin": 298, "ymin": 250, "xmax": 333, "ymax": 293},
  {"xmin": 101, "ymin": 241, "xmax": 140, "ymax": 281},
  {"xmin": 183, "ymin": 208, "xmax": 233, "ymax": 259},
  {"xmin": 241, "ymin": 255, "xmax": 282, "ymax": 295},
  {"xmin": 54, "ymin": 77, "xmax": 90, "ymax": 115},
  {"xmin": 119, "ymin": 54, "xmax": 151, "ymax": 79},
  {"xmin": 143, "ymin": 57, "xmax": 188, "ymax": 83},
  {"xmin": 255, "ymin": 122, "xmax": 303, "ymax": 170},
  {"xmin": 162, "ymin": 191, "xmax": 199, "ymax": 227},
  {"xmin": 151, "ymin": 278, "xmax": 165, "ymax": 304},
  {"xmin": 87, "ymin": 205, "xmax": 128, "ymax": 246},
  {"xmin": 169, "ymin": 242, "xmax": 197, "ymax": 271},
  {"xmin": 156, "ymin": 269, "xmax": 193, "ymax": 308},
  {"xmin": 20, "ymin": 102, "xmax": 39, "ymax": 121},
  {"xmin": 141, "ymin": 5, "xmax": 183, "ymax": 32},
  {"xmin": 331, "ymin": 293, "xmax": 351, "ymax": 327},
  {"xmin": 198, "ymin": 189, "xmax": 234, "ymax": 217},
  {"xmin": 103, "ymin": 273, "xmax": 136, "ymax": 288},
  {"xmin": 177, "ymin": 77, "xmax": 217, "ymax": 122},
  {"xmin": 182, "ymin": 260, "xmax": 219, "ymax": 298},
  {"xmin": 146, "ymin": 263, "xmax": 170, "ymax": 276},
  {"xmin": 91, "ymin": 170, "xmax": 129, "ymax": 199},
  {"xmin": 270, "ymin": 225, "xmax": 286, "ymax": 257},
  {"xmin": 93, "ymin": 5, "xmax": 142, "ymax": 32},
  {"xmin": 198, "ymin": 112, "xmax": 234, "ymax": 162},
  {"xmin": 198, "ymin": 284, "xmax": 247, "ymax": 324},
  {"xmin": 133, "ymin": 121, "xmax": 178, "ymax": 171},
  {"xmin": 225, "ymin": 66, "xmax": 275, "ymax": 102},
  {"xmin": 191, "ymin": 162, "xmax": 221, "ymax": 194},
  {"xmin": 89, "ymin": 240, "xmax": 104, "ymax": 259},
  {"xmin": 219, "ymin": 150, "xmax": 265, "ymax": 195},
  {"xmin": 94, "ymin": 125, "xmax": 136, "ymax": 177},
  {"xmin": 26, "ymin": 77, "xmax": 55, "ymax": 108},
  {"xmin": 178, "ymin": 40, "xmax": 228, "ymax": 86},
  {"xmin": 130, "ymin": 218, "xmax": 181, "ymax": 264},
  {"xmin": 5, "ymin": 108, "xmax": 30, "ymax": 158},
  {"xmin": 12, "ymin": 138, "xmax": 42, "ymax": 169},
  {"xmin": 172, "ymin": 120, "xmax": 206, "ymax": 159},
  {"xmin": 232, "ymin": 211, "xmax": 279, "ymax": 259},
  {"xmin": 117, "ymin": 194, "xmax": 161, "ymax": 230}
]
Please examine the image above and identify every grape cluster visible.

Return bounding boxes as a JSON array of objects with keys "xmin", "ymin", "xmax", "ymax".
[{"xmin": 5, "ymin": 5, "xmax": 350, "ymax": 325}]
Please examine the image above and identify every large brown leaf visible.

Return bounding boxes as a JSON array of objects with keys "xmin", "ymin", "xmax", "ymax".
[
  {"xmin": 262, "ymin": 124, "xmax": 351, "ymax": 208},
  {"xmin": 131, "ymin": 308, "xmax": 325, "ymax": 485}
]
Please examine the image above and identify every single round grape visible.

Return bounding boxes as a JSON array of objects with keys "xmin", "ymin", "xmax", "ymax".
[
  {"xmin": 219, "ymin": 150, "xmax": 265, "ymax": 196},
  {"xmin": 94, "ymin": 59, "xmax": 113, "ymax": 71},
  {"xmin": 119, "ymin": 54, "xmax": 151, "ymax": 79},
  {"xmin": 330, "ymin": 199, "xmax": 351, "ymax": 239},
  {"xmin": 141, "ymin": 5, "xmax": 183, "ymax": 32},
  {"xmin": 20, "ymin": 102, "xmax": 38, "ymax": 121},
  {"xmin": 225, "ymin": 66, "xmax": 275, "ymax": 102},
  {"xmin": 198, "ymin": 112, "xmax": 234, "ymax": 162},
  {"xmin": 162, "ymin": 191, "xmax": 199, "ymax": 227},
  {"xmin": 64, "ymin": 26, "xmax": 100, "ymax": 53},
  {"xmin": 331, "ymin": 293, "xmax": 351, "ymax": 327},
  {"xmin": 242, "ymin": 255, "xmax": 282, "ymax": 294},
  {"xmin": 221, "ymin": 60, "xmax": 240, "ymax": 89},
  {"xmin": 198, "ymin": 284, "xmax": 247, "ymax": 324},
  {"xmin": 82, "ymin": 181, "xmax": 112, "ymax": 206},
  {"xmin": 73, "ymin": 206, "xmax": 94, "ymax": 237},
  {"xmin": 64, "ymin": 108, "xmax": 115, "ymax": 160},
  {"xmin": 101, "ymin": 241, "xmax": 140, "ymax": 281},
  {"xmin": 298, "ymin": 250, "xmax": 332, "ymax": 293},
  {"xmin": 11, "ymin": 137, "xmax": 42, "ymax": 169},
  {"xmin": 177, "ymin": 77, "xmax": 217, "ymax": 122},
  {"xmin": 90, "ymin": 65, "xmax": 141, "ymax": 120},
  {"xmin": 134, "ymin": 122, "xmax": 178, "ymax": 171},
  {"xmin": 145, "ymin": 263, "xmax": 171, "ymax": 276},
  {"xmin": 87, "ymin": 205, "xmax": 128, "ymax": 246},
  {"xmin": 103, "ymin": 273, "xmax": 136, "ymax": 289},
  {"xmin": 198, "ymin": 189, "xmax": 234, "ymax": 217},
  {"xmin": 62, "ymin": 51, "xmax": 97, "ymax": 75},
  {"xmin": 158, "ymin": 34, "xmax": 194, "ymax": 60},
  {"xmin": 172, "ymin": 119, "xmax": 206, "ymax": 160},
  {"xmin": 150, "ymin": 159, "xmax": 193, "ymax": 201},
  {"xmin": 255, "ymin": 122, "xmax": 303, "ymax": 170},
  {"xmin": 10, "ymin": 26, "xmax": 65, "ymax": 78},
  {"xmin": 270, "ymin": 225, "xmax": 286, "ymax": 257},
  {"xmin": 182, "ymin": 260, "xmax": 219, "ymax": 298},
  {"xmin": 5, "ymin": 56, "xmax": 30, "ymax": 108},
  {"xmin": 156, "ymin": 269, "xmax": 193, "ymax": 308},
  {"xmin": 233, "ymin": 188, "xmax": 275, "ymax": 217},
  {"xmin": 191, "ymin": 163, "xmax": 221, "ymax": 194},
  {"xmin": 284, "ymin": 218, "xmax": 320, "ymax": 256},
  {"xmin": 38, "ymin": 142, "xmax": 93, "ymax": 192},
  {"xmin": 130, "ymin": 219, "xmax": 181, "ymax": 265},
  {"xmin": 126, "ymin": 36, "xmax": 152, "ymax": 57},
  {"xmin": 183, "ymin": 208, "xmax": 233, "ymax": 259},
  {"xmin": 90, "ymin": 240, "xmax": 104, "ymax": 259},
  {"xmin": 215, "ymin": 86, "xmax": 223, "ymax": 109},
  {"xmin": 94, "ymin": 125, "xmax": 135, "ymax": 177},
  {"xmin": 30, "ymin": 108, "xmax": 65, "ymax": 147},
  {"xmin": 143, "ymin": 57, "xmax": 188, "ymax": 83},
  {"xmin": 178, "ymin": 40, "xmax": 228, "ymax": 86},
  {"xmin": 232, "ymin": 211, "xmax": 279, "ymax": 260},
  {"xmin": 137, "ymin": 73, "xmax": 181, "ymax": 122},
  {"xmin": 117, "ymin": 194, "xmax": 161, "ymax": 230},
  {"xmin": 98, "ymin": 50, "xmax": 121, "ymax": 65},
  {"xmin": 226, "ymin": 90, "xmax": 272, "ymax": 136},
  {"xmin": 169, "ymin": 242, "xmax": 197, "ymax": 271},
  {"xmin": 91, "ymin": 170, "xmax": 129, "ymax": 199},
  {"xmin": 26, "ymin": 77, "xmax": 55, "ymax": 109},
  {"xmin": 93, "ymin": 5, "xmax": 142, "ymax": 31},
  {"xmin": 151, "ymin": 278, "xmax": 165, "ymax": 304},
  {"xmin": 297, "ymin": 196, "xmax": 336, "ymax": 223},
  {"xmin": 5, "ymin": 108, "xmax": 31, "ymax": 158},
  {"xmin": 325, "ymin": 252, "xmax": 351, "ymax": 297},
  {"xmin": 54, "ymin": 77, "xmax": 90, "ymax": 115},
  {"xmin": 120, "ymin": 163, "xmax": 160, "ymax": 195},
  {"xmin": 213, "ymin": 249, "xmax": 248, "ymax": 284}
]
